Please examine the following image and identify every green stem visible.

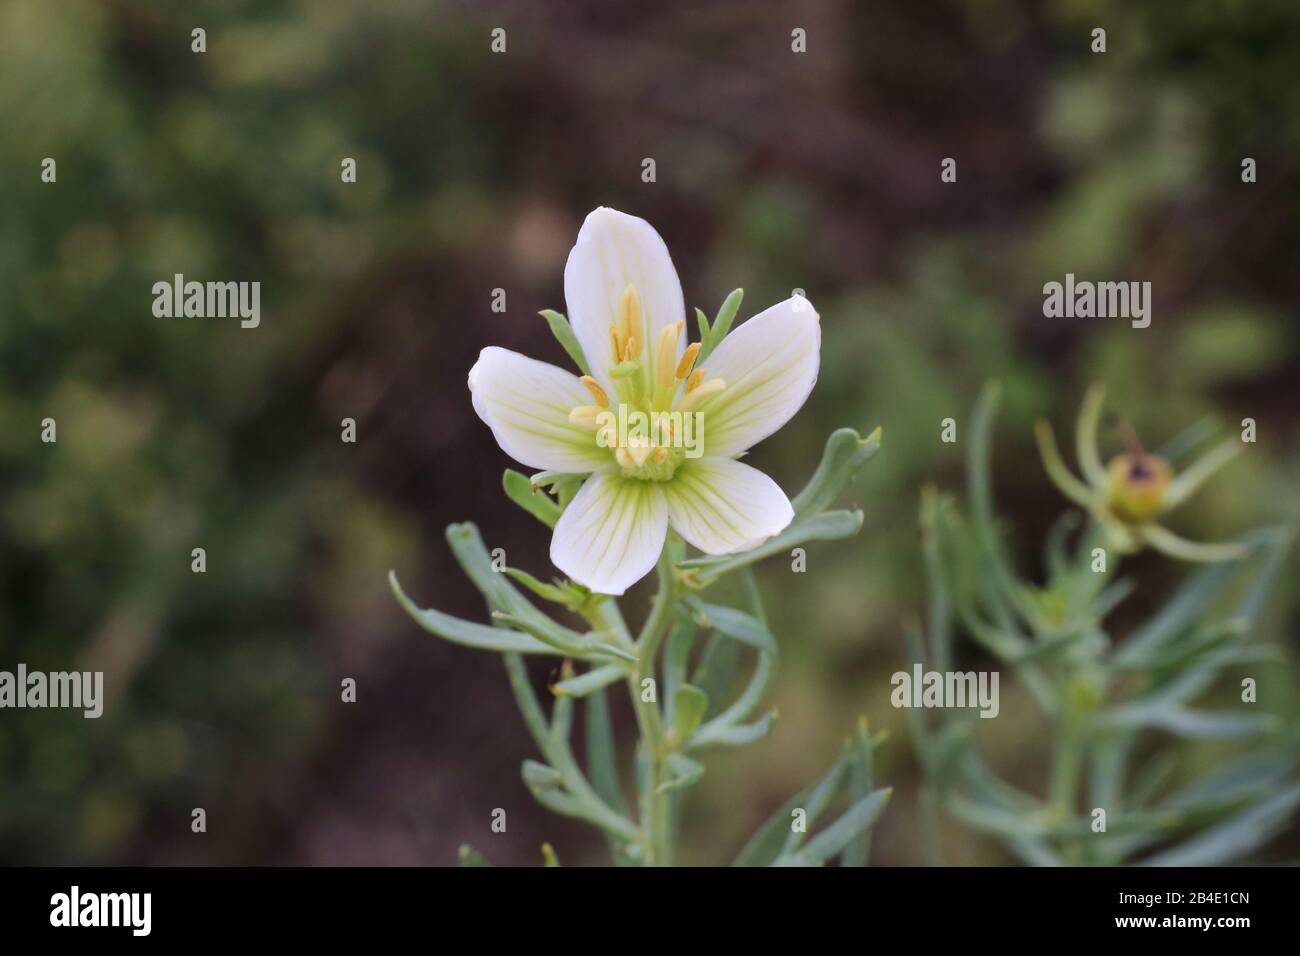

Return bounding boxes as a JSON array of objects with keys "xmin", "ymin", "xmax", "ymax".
[
  {"xmin": 503, "ymin": 653, "xmax": 639, "ymax": 841},
  {"xmin": 630, "ymin": 545, "xmax": 678, "ymax": 864},
  {"xmin": 1049, "ymin": 715, "xmax": 1084, "ymax": 863}
]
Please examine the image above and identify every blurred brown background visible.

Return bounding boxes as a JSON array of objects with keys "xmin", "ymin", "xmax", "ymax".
[{"xmin": 1, "ymin": 0, "xmax": 1297, "ymax": 864}]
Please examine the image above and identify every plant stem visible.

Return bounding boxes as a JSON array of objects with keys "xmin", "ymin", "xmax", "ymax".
[
  {"xmin": 630, "ymin": 545, "xmax": 678, "ymax": 864},
  {"xmin": 1050, "ymin": 714, "xmax": 1083, "ymax": 864},
  {"xmin": 502, "ymin": 652, "xmax": 639, "ymax": 841}
]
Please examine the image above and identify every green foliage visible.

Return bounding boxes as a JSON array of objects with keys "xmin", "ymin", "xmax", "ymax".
[
  {"xmin": 909, "ymin": 385, "xmax": 1299, "ymax": 865},
  {"xmin": 392, "ymin": 425, "xmax": 888, "ymax": 865}
]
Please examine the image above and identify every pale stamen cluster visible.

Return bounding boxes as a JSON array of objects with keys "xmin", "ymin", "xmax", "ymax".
[{"xmin": 567, "ymin": 284, "xmax": 724, "ymax": 473}]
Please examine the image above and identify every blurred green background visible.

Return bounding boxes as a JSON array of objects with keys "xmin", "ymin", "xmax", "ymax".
[{"xmin": 1, "ymin": 0, "xmax": 1297, "ymax": 864}]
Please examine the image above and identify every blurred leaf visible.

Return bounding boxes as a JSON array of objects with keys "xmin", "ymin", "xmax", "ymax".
[
  {"xmin": 504, "ymin": 567, "xmax": 569, "ymax": 604},
  {"xmin": 503, "ymin": 469, "xmax": 560, "ymax": 528},
  {"xmin": 389, "ymin": 571, "xmax": 554, "ymax": 654},
  {"xmin": 775, "ymin": 788, "xmax": 892, "ymax": 867},
  {"xmin": 691, "ymin": 632, "xmax": 738, "ymax": 719},
  {"xmin": 657, "ymin": 753, "xmax": 705, "ymax": 794},
  {"xmin": 791, "ymin": 426, "xmax": 883, "ymax": 517},
  {"xmin": 692, "ymin": 711, "xmax": 776, "ymax": 748},
  {"xmin": 539, "ymin": 309, "xmax": 591, "ymax": 376},
  {"xmin": 458, "ymin": 844, "xmax": 489, "ymax": 867},
  {"xmin": 553, "ymin": 664, "xmax": 625, "ymax": 698},
  {"xmin": 1142, "ymin": 783, "xmax": 1300, "ymax": 867},
  {"xmin": 522, "ymin": 759, "xmax": 564, "ymax": 790},
  {"xmin": 678, "ymin": 509, "xmax": 863, "ymax": 581},
  {"xmin": 697, "ymin": 288, "xmax": 743, "ymax": 362},
  {"xmin": 843, "ymin": 721, "xmax": 883, "ymax": 867},
  {"xmin": 671, "ymin": 684, "xmax": 709, "ymax": 743},
  {"xmin": 733, "ymin": 750, "xmax": 848, "ymax": 867}
]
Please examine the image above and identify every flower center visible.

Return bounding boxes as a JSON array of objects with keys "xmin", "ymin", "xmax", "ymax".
[
  {"xmin": 1105, "ymin": 453, "xmax": 1171, "ymax": 523},
  {"xmin": 567, "ymin": 284, "xmax": 725, "ymax": 481}
]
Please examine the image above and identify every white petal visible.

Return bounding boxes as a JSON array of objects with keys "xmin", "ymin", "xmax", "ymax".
[
  {"xmin": 693, "ymin": 295, "xmax": 820, "ymax": 458},
  {"xmin": 662, "ymin": 457, "xmax": 794, "ymax": 555},
  {"xmin": 468, "ymin": 347, "xmax": 610, "ymax": 473},
  {"xmin": 550, "ymin": 472, "xmax": 668, "ymax": 595},
  {"xmin": 563, "ymin": 207, "xmax": 686, "ymax": 385}
]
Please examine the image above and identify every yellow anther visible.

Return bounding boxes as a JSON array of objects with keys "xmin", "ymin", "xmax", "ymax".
[
  {"xmin": 677, "ymin": 378, "xmax": 725, "ymax": 413},
  {"xmin": 686, "ymin": 368, "xmax": 705, "ymax": 392},
  {"xmin": 568, "ymin": 405, "xmax": 607, "ymax": 429},
  {"xmin": 675, "ymin": 341, "xmax": 701, "ymax": 380},
  {"xmin": 624, "ymin": 334, "xmax": 641, "ymax": 360},
  {"xmin": 609, "ymin": 324, "xmax": 625, "ymax": 362},
  {"xmin": 655, "ymin": 320, "xmax": 683, "ymax": 390},
  {"xmin": 653, "ymin": 447, "xmax": 669, "ymax": 463},
  {"xmin": 615, "ymin": 437, "xmax": 653, "ymax": 469},
  {"xmin": 617, "ymin": 284, "xmax": 643, "ymax": 345},
  {"xmin": 580, "ymin": 375, "xmax": 609, "ymax": 407}
]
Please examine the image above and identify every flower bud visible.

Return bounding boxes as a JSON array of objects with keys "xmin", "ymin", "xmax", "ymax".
[{"xmin": 1105, "ymin": 453, "xmax": 1171, "ymax": 523}]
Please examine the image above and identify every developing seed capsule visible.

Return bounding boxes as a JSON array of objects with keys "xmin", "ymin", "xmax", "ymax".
[{"xmin": 1105, "ymin": 453, "xmax": 1172, "ymax": 523}]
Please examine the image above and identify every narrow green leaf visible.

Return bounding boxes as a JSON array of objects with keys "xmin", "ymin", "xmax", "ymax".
[
  {"xmin": 733, "ymin": 791, "xmax": 809, "ymax": 867},
  {"xmin": 678, "ymin": 509, "xmax": 864, "ymax": 580},
  {"xmin": 1155, "ymin": 416, "xmax": 1217, "ymax": 465},
  {"xmin": 792, "ymin": 426, "xmax": 883, "ymax": 517},
  {"xmin": 1141, "ymin": 783, "xmax": 1300, "ymax": 867},
  {"xmin": 585, "ymin": 687, "xmax": 627, "ymax": 812},
  {"xmin": 657, "ymin": 752, "xmax": 705, "ymax": 794},
  {"xmin": 445, "ymin": 522, "xmax": 552, "ymax": 628},
  {"xmin": 503, "ymin": 469, "xmax": 561, "ymax": 528},
  {"xmin": 504, "ymin": 566, "xmax": 569, "ymax": 604},
  {"xmin": 389, "ymin": 571, "xmax": 555, "ymax": 654},
  {"xmin": 492, "ymin": 611, "xmax": 637, "ymax": 663},
  {"xmin": 671, "ymin": 684, "xmax": 709, "ymax": 743},
  {"xmin": 1163, "ymin": 438, "xmax": 1242, "ymax": 510},
  {"xmin": 458, "ymin": 844, "xmax": 489, "ymax": 867},
  {"xmin": 1114, "ymin": 532, "xmax": 1279, "ymax": 669},
  {"xmin": 553, "ymin": 664, "xmax": 626, "ymax": 698},
  {"xmin": 698, "ymin": 288, "xmax": 743, "ymax": 361},
  {"xmin": 1075, "ymin": 383, "xmax": 1108, "ymax": 487},
  {"xmin": 691, "ymin": 710, "xmax": 776, "ymax": 748},
  {"xmin": 522, "ymin": 759, "xmax": 564, "ymax": 790},
  {"xmin": 782, "ymin": 749, "xmax": 851, "ymax": 854},
  {"xmin": 662, "ymin": 610, "xmax": 695, "ymax": 720},
  {"xmin": 539, "ymin": 309, "xmax": 591, "ymax": 376},
  {"xmin": 1159, "ymin": 750, "xmax": 1299, "ymax": 814},
  {"xmin": 694, "ymin": 307, "xmax": 711, "ymax": 343},
  {"xmin": 691, "ymin": 631, "xmax": 739, "ymax": 718},
  {"xmin": 1099, "ymin": 704, "xmax": 1277, "ymax": 739},
  {"xmin": 550, "ymin": 663, "xmax": 575, "ymax": 740},
  {"xmin": 690, "ymin": 601, "xmax": 778, "ymax": 656},
  {"xmin": 842, "ymin": 720, "xmax": 878, "ymax": 867},
  {"xmin": 776, "ymin": 788, "xmax": 892, "ymax": 866}
]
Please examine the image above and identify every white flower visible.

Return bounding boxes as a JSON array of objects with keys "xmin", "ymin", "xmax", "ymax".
[{"xmin": 468, "ymin": 207, "xmax": 820, "ymax": 595}]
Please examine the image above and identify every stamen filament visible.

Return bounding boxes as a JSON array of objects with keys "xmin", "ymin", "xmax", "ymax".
[
  {"xmin": 655, "ymin": 320, "xmax": 684, "ymax": 390},
  {"xmin": 568, "ymin": 405, "xmax": 608, "ymax": 429},
  {"xmin": 580, "ymin": 375, "xmax": 609, "ymax": 407},
  {"xmin": 617, "ymin": 285, "xmax": 643, "ymax": 348},
  {"xmin": 677, "ymin": 378, "xmax": 725, "ymax": 413}
]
